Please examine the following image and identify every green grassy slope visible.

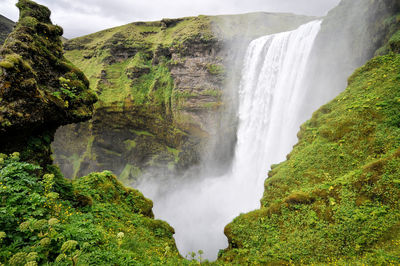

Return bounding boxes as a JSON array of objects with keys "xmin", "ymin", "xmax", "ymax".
[
  {"xmin": 0, "ymin": 1, "xmax": 190, "ymax": 264},
  {"xmin": 64, "ymin": 16, "xmax": 214, "ymax": 106},
  {"xmin": 64, "ymin": 13, "xmax": 311, "ymax": 107},
  {"xmin": 0, "ymin": 154, "xmax": 194, "ymax": 265},
  {"xmin": 53, "ymin": 13, "xmax": 313, "ymax": 182},
  {"xmin": 219, "ymin": 35, "xmax": 400, "ymax": 265}
]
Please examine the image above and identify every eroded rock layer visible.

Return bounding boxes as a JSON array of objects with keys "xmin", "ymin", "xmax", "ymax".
[{"xmin": 52, "ymin": 13, "xmax": 313, "ymax": 181}]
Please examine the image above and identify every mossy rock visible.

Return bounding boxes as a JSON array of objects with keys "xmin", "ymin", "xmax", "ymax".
[{"xmin": 0, "ymin": 0, "xmax": 97, "ymax": 165}]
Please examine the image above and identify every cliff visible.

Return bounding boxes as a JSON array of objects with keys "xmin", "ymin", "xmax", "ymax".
[
  {"xmin": 0, "ymin": 14, "xmax": 14, "ymax": 45},
  {"xmin": 2, "ymin": 0, "xmax": 400, "ymax": 264},
  {"xmin": 0, "ymin": 1, "xmax": 188, "ymax": 265},
  {"xmin": 219, "ymin": 0, "xmax": 400, "ymax": 264},
  {"xmin": 51, "ymin": 13, "xmax": 314, "ymax": 182}
]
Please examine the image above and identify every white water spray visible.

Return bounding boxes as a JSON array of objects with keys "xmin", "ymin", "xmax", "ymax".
[{"xmin": 138, "ymin": 20, "xmax": 322, "ymax": 260}]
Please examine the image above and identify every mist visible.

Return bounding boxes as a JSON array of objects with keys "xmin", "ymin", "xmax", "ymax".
[
  {"xmin": 0, "ymin": 0, "xmax": 339, "ymax": 38},
  {"xmin": 1, "ymin": 0, "xmax": 381, "ymax": 261},
  {"xmin": 137, "ymin": 19, "xmax": 323, "ymax": 260},
  {"xmin": 1, "ymin": 0, "xmax": 398, "ymax": 264},
  {"xmin": 134, "ymin": 0, "xmax": 389, "ymax": 260}
]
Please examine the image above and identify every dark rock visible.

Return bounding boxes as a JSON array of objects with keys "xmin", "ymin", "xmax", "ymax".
[
  {"xmin": 161, "ymin": 18, "xmax": 184, "ymax": 29},
  {"xmin": 0, "ymin": 14, "xmax": 14, "ymax": 45},
  {"xmin": 0, "ymin": 0, "xmax": 96, "ymax": 165},
  {"xmin": 126, "ymin": 65, "xmax": 151, "ymax": 80}
]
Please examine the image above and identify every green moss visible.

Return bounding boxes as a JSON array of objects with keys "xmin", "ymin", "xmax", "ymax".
[
  {"xmin": 124, "ymin": 139, "xmax": 137, "ymax": 151},
  {"xmin": 119, "ymin": 164, "xmax": 142, "ymax": 183},
  {"xmin": 167, "ymin": 146, "xmax": 180, "ymax": 163},
  {"xmin": 219, "ymin": 53, "xmax": 400, "ymax": 265},
  {"xmin": 0, "ymin": 60, "xmax": 14, "ymax": 69},
  {"xmin": 0, "ymin": 155, "xmax": 194, "ymax": 265},
  {"xmin": 206, "ymin": 64, "xmax": 225, "ymax": 76},
  {"xmin": 202, "ymin": 102, "xmax": 223, "ymax": 109},
  {"xmin": 130, "ymin": 129, "xmax": 155, "ymax": 137},
  {"xmin": 0, "ymin": 0, "xmax": 97, "ymax": 165},
  {"xmin": 200, "ymin": 89, "xmax": 222, "ymax": 98},
  {"xmin": 389, "ymin": 30, "xmax": 400, "ymax": 53}
]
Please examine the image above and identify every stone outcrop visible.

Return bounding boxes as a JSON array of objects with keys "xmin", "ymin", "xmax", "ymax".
[
  {"xmin": 52, "ymin": 13, "xmax": 313, "ymax": 181},
  {"xmin": 0, "ymin": 0, "xmax": 96, "ymax": 165}
]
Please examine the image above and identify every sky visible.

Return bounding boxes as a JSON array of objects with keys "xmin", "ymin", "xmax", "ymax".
[{"xmin": 0, "ymin": 0, "xmax": 340, "ymax": 39}]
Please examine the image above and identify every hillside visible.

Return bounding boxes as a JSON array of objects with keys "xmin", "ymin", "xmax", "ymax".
[
  {"xmin": 2, "ymin": 0, "xmax": 400, "ymax": 264},
  {"xmin": 0, "ymin": 1, "xmax": 188, "ymax": 265},
  {"xmin": 0, "ymin": 14, "xmax": 14, "ymax": 45},
  {"xmin": 219, "ymin": 3, "xmax": 400, "ymax": 265},
  {"xmin": 52, "ymin": 13, "xmax": 313, "ymax": 182}
]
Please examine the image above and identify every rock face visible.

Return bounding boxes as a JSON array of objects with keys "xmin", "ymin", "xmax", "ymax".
[
  {"xmin": 0, "ymin": 3, "xmax": 188, "ymax": 265},
  {"xmin": 298, "ymin": 0, "xmax": 400, "ymax": 120},
  {"xmin": 0, "ymin": 14, "xmax": 14, "ymax": 45},
  {"xmin": 52, "ymin": 13, "xmax": 314, "ymax": 181},
  {"xmin": 0, "ymin": 0, "xmax": 96, "ymax": 165}
]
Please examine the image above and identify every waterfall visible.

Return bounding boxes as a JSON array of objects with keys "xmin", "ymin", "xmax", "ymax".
[
  {"xmin": 233, "ymin": 20, "xmax": 322, "ymax": 189},
  {"xmin": 138, "ymin": 20, "xmax": 322, "ymax": 260}
]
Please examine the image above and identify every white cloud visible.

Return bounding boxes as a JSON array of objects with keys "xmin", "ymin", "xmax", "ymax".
[{"xmin": 0, "ymin": 0, "xmax": 340, "ymax": 38}]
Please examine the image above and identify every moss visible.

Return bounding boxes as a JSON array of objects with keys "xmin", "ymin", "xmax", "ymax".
[
  {"xmin": 124, "ymin": 139, "xmax": 137, "ymax": 151},
  {"xmin": 0, "ymin": 155, "xmax": 192, "ymax": 265},
  {"xmin": 0, "ymin": 0, "xmax": 97, "ymax": 165},
  {"xmin": 389, "ymin": 29, "xmax": 400, "ymax": 53},
  {"xmin": 206, "ymin": 63, "xmax": 225, "ymax": 76},
  {"xmin": 284, "ymin": 191, "xmax": 315, "ymax": 205},
  {"xmin": 167, "ymin": 146, "xmax": 181, "ymax": 163},
  {"xmin": 0, "ymin": 60, "xmax": 14, "ymax": 69},
  {"xmin": 119, "ymin": 164, "xmax": 142, "ymax": 183},
  {"xmin": 130, "ymin": 129, "xmax": 155, "ymax": 137},
  {"xmin": 219, "ymin": 52, "xmax": 400, "ymax": 264}
]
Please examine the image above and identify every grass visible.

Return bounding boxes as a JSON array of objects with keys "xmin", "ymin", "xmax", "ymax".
[
  {"xmin": 219, "ymin": 53, "xmax": 400, "ymax": 265},
  {"xmin": 0, "ymin": 154, "xmax": 203, "ymax": 265},
  {"xmin": 64, "ymin": 15, "xmax": 216, "ymax": 108}
]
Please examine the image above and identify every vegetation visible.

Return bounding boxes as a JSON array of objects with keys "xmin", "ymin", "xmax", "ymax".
[
  {"xmin": 220, "ymin": 51, "xmax": 400, "ymax": 265},
  {"xmin": 64, "ymin": 16, "xmax": 215, "ymax": 107},
  {"xmin": 0, "ymin": 0, "xmax": 97, "ymax": 165},
  {"xmin": 206, "ymin": 64, "xmax": 225, "ymax": 76},
  {"xmin": 53, "ymin": 14, "xmax": 220, "ymax": 181},
  {"xmin": 0, "ymin": 153, "xmax": 197, "ymax": 265},
  {"xmin": 3, "ymin": 0, "xmax": 400, "ymax": 264}
]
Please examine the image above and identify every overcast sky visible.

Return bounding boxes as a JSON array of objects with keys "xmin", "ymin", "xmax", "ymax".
[{"xmin": 0, "ymin": 0, "xmax": 340, "ymax": 39}]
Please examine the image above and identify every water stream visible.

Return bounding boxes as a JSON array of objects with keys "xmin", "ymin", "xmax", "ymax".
[{"xmin": 138, "ymin": 20, "xmax": 322, "ymax": 260}]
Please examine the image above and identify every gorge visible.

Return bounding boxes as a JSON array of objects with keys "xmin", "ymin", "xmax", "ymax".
[
  {"xmin": 138, "ymin": 20, "xmax": 322, "ymax": 259},
  {"xmin": 1, "ymin": 0, "xmax": 400, "ymax": 265}
]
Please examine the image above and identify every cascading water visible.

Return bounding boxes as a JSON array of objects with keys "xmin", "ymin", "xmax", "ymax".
[
  {"xmin": 233, "ymin": 20, "xmax": 322, "ymax": 189},
  {"xmin": 138, "ymin": 20, "xmax": 322, "ymax": 260}
]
